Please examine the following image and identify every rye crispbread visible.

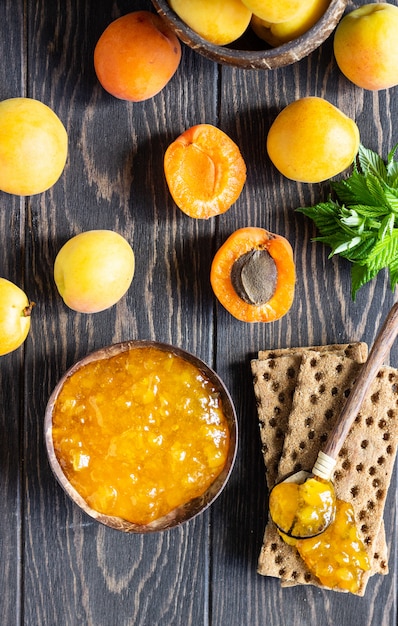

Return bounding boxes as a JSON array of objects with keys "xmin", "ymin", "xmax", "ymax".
[
  {"xmin": 251, "ymin": 344, "xmax": 368, "ymax": 488},
  {"xmin": 252, "ymin": 346, "xmax": 397, "ymax": 595}
]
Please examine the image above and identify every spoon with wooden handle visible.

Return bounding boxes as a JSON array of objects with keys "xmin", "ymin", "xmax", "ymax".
[{"xmin": 269, "ymin": 302, "xmax": 398, "ymax": 539}]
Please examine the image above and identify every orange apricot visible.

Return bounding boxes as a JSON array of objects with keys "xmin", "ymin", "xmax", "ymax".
[
  {"xmin": 210, "ymin": 227, "xmax": 295, "ymax": 322},
  {"xmin": 164, "ymin": 124, "xmax": 247, "ymax": 219},
  {"xmin": 94, "ymin": 11, "xmax": 181, "ymax": 102}
]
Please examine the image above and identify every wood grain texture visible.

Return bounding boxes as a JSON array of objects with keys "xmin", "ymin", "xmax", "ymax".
[{"xmin": 0, "ymin": 0, "xmax": 397, "ymax": 625}]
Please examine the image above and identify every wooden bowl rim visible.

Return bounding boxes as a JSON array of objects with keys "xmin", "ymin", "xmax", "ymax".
[
  {"xmin": 151, "ymin": 0, "xmax": 347, "ymax": 69},
  {"xmin": 44, "ymin": 340, "xmax": 238, "ymax": 533}
]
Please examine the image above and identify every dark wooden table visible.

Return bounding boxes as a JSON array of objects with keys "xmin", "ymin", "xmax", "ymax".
[{"xmin": 1, "ymin": 1, "xmax": 397, "ymax": 624}]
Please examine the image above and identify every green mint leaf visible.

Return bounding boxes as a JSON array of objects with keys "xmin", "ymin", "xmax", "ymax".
[
  {"xmin": 332, "ymin": 171, "xmax": 377, "ymax": 206},
  {"xmin": 385, "ymin": 145, "xmax": 398, "ymax": 188},
  {"xmin": 332, "ymin": 236, "xmax": 362, "ymax": 256},
  {"xmin": 351, "ymin": 263, "xmax": 380, "ymax": 300},
  {"xmin": 342, "ymin": 203, "xmax": 386, "ymax": 220},
  {"xmin": 357, "ymin": 144, "xmax": 388, "ymax": 181},
  {"xmin": 365, "ymin": 229, "xmax": 398, "ymax": 272},
  {"xmin": 296, "ymin": 143, "xmax": 398, "ymax": 299},
  {"xmin": 387, "ymin": 255, "xmax": 398, "ymax": 291},
  {"xmin": 340, "ymin": 235, "xmax": 378, "ymax": 262},
  {"xmin": 364, "ymin": 174, "xmax": 392, "ymax": 207},
  {"xmin": 297, "ymin": 201, "xmax": 340, "ymax": 232},
  {"xmin": 382, "ymin": 186, "xmax": 398, "ymax": 213},
  {"xmin": 379, "ymin": 214, "xmax": 395, "ymax": 240}
]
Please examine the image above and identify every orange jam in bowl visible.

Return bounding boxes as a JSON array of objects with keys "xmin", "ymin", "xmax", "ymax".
[{"xmin": 45, "ymin": 341, "xmax": 237, "ymax": 532}]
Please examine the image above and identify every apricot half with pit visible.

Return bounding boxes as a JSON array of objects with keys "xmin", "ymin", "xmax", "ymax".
[{"xmin": 210, "ymin": 227, "xmax": 295, "ymax": 323}]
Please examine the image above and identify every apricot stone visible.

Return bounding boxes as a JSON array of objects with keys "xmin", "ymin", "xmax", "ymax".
[
  {"xmin": 333, "ymin": 3, "xmax": 398, "ymax": 91},
  {"xmin": 266, "ymin": 97, "xmax": 360, "ymax": 183},
  {"xmin": 169, "ymin": 0, "xmax": 252, "ymax": 45}
]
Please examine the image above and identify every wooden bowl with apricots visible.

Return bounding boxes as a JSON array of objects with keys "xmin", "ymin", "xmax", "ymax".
[
  {"xmin": 44, "ymin": 340, "xmax": 238, "ymax": 533},
  {"xmin": 151, "ymin": 0, "xmax": 347, "ymax": 70}
]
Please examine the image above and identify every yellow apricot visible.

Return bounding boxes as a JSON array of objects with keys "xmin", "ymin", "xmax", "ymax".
[
  {"xmin": 54, "ymin": 230, "xmax": 135, "ymax": 314},
  {"xmin": 0, "ymin": 98, "xmax": 67, "ymax": 196},
  {"xmin": 0, "ymin": 278, "xmax": 33, "ymax": 356},
  {"xmin": 242, "ymin": 0, "xmax": 302, "ymax": 23},
  {"xmin": 169, "ymin": 0, "xmax": 252, "ymax": 46},
  {"xmin": 251, "ymin": 0, "xmax": 330, "ymax": 47},
  {"xmin": 333, "ymin": 3, "xmax": 398, "ymax": 91},
  {"xmin": 266, "ymin": 97, "xmax": 360, "ymax": 183}
]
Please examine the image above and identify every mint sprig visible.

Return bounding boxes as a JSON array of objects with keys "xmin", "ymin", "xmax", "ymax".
[{"xmin": 297, "ymin": 143, "xmax": 398, "ymax": 299}]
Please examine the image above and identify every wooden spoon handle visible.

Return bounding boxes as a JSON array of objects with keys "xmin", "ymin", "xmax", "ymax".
[{"xmin": 322, "ymin": 302, "xmax": 398, "ymax": 460}]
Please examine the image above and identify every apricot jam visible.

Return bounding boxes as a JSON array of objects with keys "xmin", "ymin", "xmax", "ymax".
[
  {"xmin": 269, "ymin": 476, "xmax": 335, "ymax": 538},
  {"xmin": 51, "ymin": 347, "xmax": 230, "ymax": 525},
  {"xmin": 295, "ymin": 500, "xmax": 371, "ymax": 593}
]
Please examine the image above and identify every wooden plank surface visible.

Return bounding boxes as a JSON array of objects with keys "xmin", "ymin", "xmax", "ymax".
[{"xmin": 0, "ymin": 1, "xmax": 397, "ymax": 625}]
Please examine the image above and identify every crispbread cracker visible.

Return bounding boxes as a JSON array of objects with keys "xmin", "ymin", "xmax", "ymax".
[
  {"xmin": 258, "ymin": 351, "xmax": 398, "ymax": 595},
  {"xmin": 257, "ymin": 343, "xmax": 369, "ymax": 362},
  {"xmin": 251, "ymin": 344, "xmax": 368, "ymax": 488}
]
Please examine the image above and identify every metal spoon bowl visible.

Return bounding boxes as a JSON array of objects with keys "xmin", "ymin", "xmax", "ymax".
[{"xmin": 269, "ymin": 302, "xmax": 398, "ymax": 540}]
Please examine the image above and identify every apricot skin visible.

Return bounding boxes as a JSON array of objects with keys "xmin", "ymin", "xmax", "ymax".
[
  {"xmin": 169, "ymin": 0, "xmax": 252, "ymax": 46},
  {"xmin": 266, "ymin": 97, "xmax": 360, "ymax": 183},
  {"xmin": 251, "ymin": 0, "xmax": 330, "ymax": 46},
  {"xmin": 54, "ymin": 230, "xmax": 135, "ymax": 314},
  {"xmin": 0, "ymin": 278, "xmax": 32, "ymax": 356},
  {"xmin": 0, "ymin": 98, "xmax": 67, "ymax": 196},
  {"xmin": 333, "ymin": 3, "xmax": 398, "ymax": 91},
  {"xmin": 94, "ymin": 11, "xmax": 181, "ymax": 101},
  {"xmin": 242, "ymin": 0, "xmax": 302, "ymax": 23}
]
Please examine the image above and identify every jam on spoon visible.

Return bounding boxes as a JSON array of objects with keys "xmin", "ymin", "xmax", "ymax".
[{"xmin": 269, "ymin": 302, "xmax": 398, "ymax": 540}]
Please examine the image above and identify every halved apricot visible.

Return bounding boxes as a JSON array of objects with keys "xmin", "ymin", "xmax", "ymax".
[
  {"xmin": 164, "ymin": 124, "xmax": 247, "ymax": 219},
  {"xmin": 210, "ymin": 227, "xmax": 295, "ymax": 322}
]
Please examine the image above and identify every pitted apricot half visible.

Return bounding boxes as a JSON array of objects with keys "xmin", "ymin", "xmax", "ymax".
[
  {"xmin": 210, "ymin": 227, "xmax": 295, "ymax": 323},
  {"xmin": 164, "ymin": 124, "xmax": 247, "ymax": 219}
]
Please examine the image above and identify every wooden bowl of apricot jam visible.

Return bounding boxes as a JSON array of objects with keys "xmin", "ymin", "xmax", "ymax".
[
  {"xmin": 151, "ymin": 0, "xmax": 347, "ymax": 70},
  {"xmin": 44, "ymin": 341, "xmax": 238, "ymax": 532}
]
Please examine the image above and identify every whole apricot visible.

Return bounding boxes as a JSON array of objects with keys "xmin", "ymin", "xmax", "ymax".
[
  {"xmin": 169, "ymin": 0, "xmax": 252, "ymax": 45},
  {"xmin": 333, "ymin": 3, "xmax": 398, "ymax": 91},
  {"xmin": 54, "ymin": 230, "xmax": 135, "ymax": 314},
  {"xmin": 94, "ymin": 11, "xmax": 181, "ymax": 101},
  {"xmin": 0, "ymin": 98, "xmax": 67, "ymax": 196},
  {"xmin": 251, "ymin": 0, "xmax": 330, "ymax": 47},
  {"xmin": 0, "ymin": 278, "xmax": 34, "ymax": 356},
  {"xmin": 242, "ymin": 0, "xmax": 302, "ymax": 23},
  {"xmin": 266, "ymin": 97, "xmax": 360, "ymax": 183}
]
